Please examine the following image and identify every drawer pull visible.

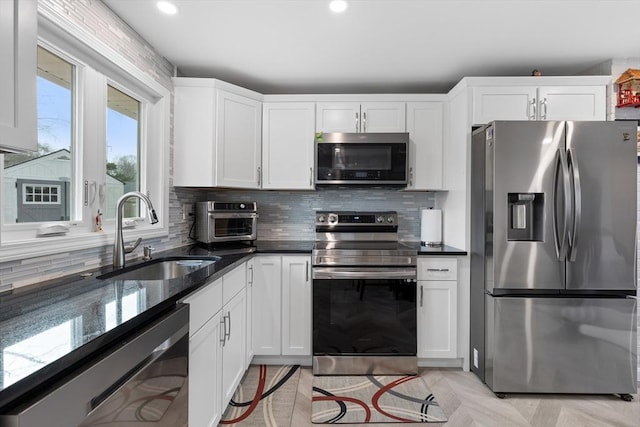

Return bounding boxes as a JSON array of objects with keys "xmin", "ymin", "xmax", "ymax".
[{"xmin": 427, "ymin": 268, "xmax": 450, "ymax": 272}]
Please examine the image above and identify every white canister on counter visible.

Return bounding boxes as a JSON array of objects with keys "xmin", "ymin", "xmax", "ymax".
[{"xmin": 420, "ymin": 208, "xmax": 442, "ymax": 246}]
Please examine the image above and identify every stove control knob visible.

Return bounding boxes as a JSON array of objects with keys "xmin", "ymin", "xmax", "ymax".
[
  {"xmin": 376, "ymin": 216, "xmax": 384, "ymax": 223},
  {"xmin": 317, "ymin": 215, "xmax": 326, "ymax": 223},
  {"xmin": 328, "ymin": 213, "xmax": 338, "ymax": 225},
  {"xmin": 387, "ymin": 216, "xmax": 394, "ymax": 223},
  {"xmin": 239, "ymin": 203, "xmax": 246, "ymax": 209}
]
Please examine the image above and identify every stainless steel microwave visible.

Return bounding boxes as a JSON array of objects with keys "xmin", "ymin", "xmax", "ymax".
[
  {"xmin": 194, "ymin": 201, "xmax": 257, "ymax": 244},
  {"xmin": 315, "ymin": 132, "xmax": 409, "ymax": 185}
]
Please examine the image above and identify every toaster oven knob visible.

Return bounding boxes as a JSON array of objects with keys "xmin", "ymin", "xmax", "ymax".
[
  {"xmin": 328, "ymin": 213, "xmax": 338, "ymax": 225},
  {"xmin": 387, "ymin": 216, "xmax": 394, "ymax": 223},
  {"xmin": 376, "ymin": 216, "xmax": 384, "ymax": 223},
  {"xmin": 240, "ymin": 203, "xmax": 246, "ymax": 209},
  {"xmin": 317, "ymin": 214, "xmax": 326, "ymax": 223}
]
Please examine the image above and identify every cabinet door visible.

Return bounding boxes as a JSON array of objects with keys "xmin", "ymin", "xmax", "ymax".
[
  {"xmin": 262, "ymin": 102, "xmax": 315, "ymax": 189},
  {"xmin": 537, "ymin": 86, "xmax": 606, "ymax": 121},
  {"xmin": 0, "ymin": 0, "xmax": 36, "ymax": 153},
  {"xmin": 252, "ymin": 256, "xmax": 282, "ymax": 356},
  {"xmin": 360, "ymin": 102, "xmax": 406, "ymax": 132},
  {"xmin": 245, "ymin": 261, "xmax": 254, "ymax": 368},
  {"xmin": 216, "ymin": 90, "xmax": 262, "ymax": 188},
  {"xmin": 189, "ymin": 314, "xmax": 223, "ymax": 427},
  {"xmin": 282, "ymin": 256, "xmax": 311, "ymax": 356},
  {"xmin": 222, "ymin": 288, "xmax": 247, "ymax": 407},
  {"xmin": 406, "ymin": 102, "xmax": 444, "ymax": 190},
  {"xmin": 417, "ymin": 281, "xmax": 457, "ymax": 359},
  {"xmin": 316, "ymin": 102, "xmax": 361, "ymax": 133},
  {"xmin": 472, "ymin": 87, "xmax": 537, "ymax": 125}
]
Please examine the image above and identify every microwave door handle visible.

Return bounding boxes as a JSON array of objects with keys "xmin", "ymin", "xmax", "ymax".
[{"xmin": 362, "ymin": 112, "xmax": 366, "ymax": 132}]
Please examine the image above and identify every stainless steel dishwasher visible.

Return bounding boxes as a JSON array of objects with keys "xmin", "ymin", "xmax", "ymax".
[{"xmin": 0, "ymin": 304, "xmax": 189, "ymax": 427}]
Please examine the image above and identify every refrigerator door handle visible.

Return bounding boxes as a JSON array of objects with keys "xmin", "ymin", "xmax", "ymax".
[
  {"xmin": 567, "ymin": 148, "xmax": 582, "ymax": 262},
  {"xmin": 553, "ymin": 148, "xmax": 572, "ymax": 261}
]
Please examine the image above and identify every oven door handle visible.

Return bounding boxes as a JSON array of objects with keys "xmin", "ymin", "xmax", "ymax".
[{"xmin": 312, "ymin": 267, "xmax": 416, "ymax": 280}]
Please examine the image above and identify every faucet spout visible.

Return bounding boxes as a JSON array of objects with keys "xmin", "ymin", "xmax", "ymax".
[{"xmin": 113, "ymin": 191, "xmax": 159, "ymax": 269}]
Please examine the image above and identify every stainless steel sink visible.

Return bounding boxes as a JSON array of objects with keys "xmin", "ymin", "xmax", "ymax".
[{"xmin": 98, "ymin": 257, "xmax": 220, "ymax": 281}]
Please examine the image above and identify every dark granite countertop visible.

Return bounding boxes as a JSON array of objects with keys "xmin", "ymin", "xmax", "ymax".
[
  {"xmin": 0, "ymin": 245, "xmax": 252, "ymax": 411},
  {"xmin": 0, "ymin": 238, "xmax": 461, "ymax": 411}
]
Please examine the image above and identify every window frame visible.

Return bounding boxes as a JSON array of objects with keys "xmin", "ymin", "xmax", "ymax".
[{"xmin": 0, "ymin": 9, "xmax": 170, "ymax": 262}]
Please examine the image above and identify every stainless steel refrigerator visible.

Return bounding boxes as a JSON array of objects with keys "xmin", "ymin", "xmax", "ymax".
[{"xmin": 470, "ymin": 120, "xmax": 638, "ymax": 398}]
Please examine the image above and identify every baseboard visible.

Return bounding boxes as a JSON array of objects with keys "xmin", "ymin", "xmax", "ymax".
[
  {"xmin": 418, "ymin": 358, "xmax": 464, "ymax": 368},
  {"xmin": 252, "ymin": 355, "xmax": 313, "ymax": 366}
]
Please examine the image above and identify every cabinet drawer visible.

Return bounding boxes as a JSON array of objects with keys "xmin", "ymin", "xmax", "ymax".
[
  {"xmin": 184, "ymin": 277, "xmax": 223, "ymax": 337},
  {"xmin": 223, "ymin": 263, "xmax": 246, "ymax": 304},
  {"xmin": 418, "ymin": 258, "xmax": 457, "ymax": 281}
]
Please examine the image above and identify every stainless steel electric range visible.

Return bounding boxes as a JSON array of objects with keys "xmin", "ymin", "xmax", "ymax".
[{"xmin": 312, "ymin": 211, "xmax": 417, "ymax": 376}]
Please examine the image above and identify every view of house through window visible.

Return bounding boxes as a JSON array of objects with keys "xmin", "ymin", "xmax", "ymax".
[
  {"xmin": 3, "ymin": 47, "xmax": 74, "ymax": 224},
  {"xmin": 105, "ymin": 85, "xmax": 140, "ymax": 219}
]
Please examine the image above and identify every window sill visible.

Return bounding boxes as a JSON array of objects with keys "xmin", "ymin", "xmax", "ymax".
[{"xmin": 0, "ymin": 225, "xmax": 168, "ymax": 263}]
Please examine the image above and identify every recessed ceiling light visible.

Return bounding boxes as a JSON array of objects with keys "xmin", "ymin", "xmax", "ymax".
[
  {"xmin": 157, "ymin": 1, "xmax": 178, "ymax": 15},
  {"xmin": 329, "ymin": 0, "xmax": 348, "ymax": 13}
]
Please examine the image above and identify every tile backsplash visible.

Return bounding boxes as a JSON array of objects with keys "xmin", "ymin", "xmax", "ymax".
[{"xmin": 204, "ymin": 188, "xmax": 435, "ymax": 242}]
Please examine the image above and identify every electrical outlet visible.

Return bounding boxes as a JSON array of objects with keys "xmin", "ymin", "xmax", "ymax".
[
  {"xmin": 182, "ymin": 203, "xmax": 189, "ymax": 221},
  {"xmin": 473, "ymin": 348, "xmax": 479, "ymax": 369}
]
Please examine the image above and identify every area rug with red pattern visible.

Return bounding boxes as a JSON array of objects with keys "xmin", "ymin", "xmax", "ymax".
[
  {"xmin": 312, "ymin": 375, "xmax": 447, "ymax": 423},
  {"xmin": 220, "ymin": 364, "xmax": 300, "ymax": 426}
]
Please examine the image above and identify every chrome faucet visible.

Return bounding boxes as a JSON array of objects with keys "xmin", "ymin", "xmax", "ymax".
[{"xmin": 113, "ymin": 191, "xmax": 159, "ymax": 269}]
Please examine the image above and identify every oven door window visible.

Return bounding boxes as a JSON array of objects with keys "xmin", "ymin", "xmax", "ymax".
[
  {"xmin": 313, "ymin": 278, "xmax": 417, "ymax": 356},
  {"xmin": 214, "ymin": 217, "xmax": 254, "ymax": 238}
]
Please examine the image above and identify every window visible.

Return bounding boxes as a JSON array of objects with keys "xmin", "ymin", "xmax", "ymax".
[
  {"xmin": 0, "ymin": 22, "xmax": 169, "ymax": 260},
  {"xmin": 106, "ymin": 85, "xmax": 141, "ymax": 220},
  {"xmin": 3, "ymin": 46, "xmax": 74, "ymax": 224}
]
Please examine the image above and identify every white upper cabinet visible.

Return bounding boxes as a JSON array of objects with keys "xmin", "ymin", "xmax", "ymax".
[
  {"xmin": 472, "ymin": 81, "xmax": 607, "ymax": 125},
  {"xmin": 0, "ymin": 0, "xmax": 37, "ymax": 153},
  {"xmin": 262, "ymin": 102, "xmax": 315, "ymax": 189},
  {"xmin": 173, "ymin": 78, "xmax": 262, "ymax": 188},
  {"xmin": 316, "ymin": 102, "xmax": 406, "ymax": 133},
  {"xmin": 406, "ymin": 102, "xmax": 444, "ymax": 190}
]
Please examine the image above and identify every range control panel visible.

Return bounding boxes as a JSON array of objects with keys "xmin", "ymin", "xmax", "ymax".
[{"xmin": 315, "ymin": 211, "xmax": 397, "ymax": 227}]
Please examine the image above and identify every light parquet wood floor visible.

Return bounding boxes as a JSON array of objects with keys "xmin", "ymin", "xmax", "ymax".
[{"xmin": 290, "ymin": 368, "xmax": 639, "ymax": 427}]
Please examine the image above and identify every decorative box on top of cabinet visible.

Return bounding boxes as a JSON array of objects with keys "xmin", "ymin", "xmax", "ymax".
[
  {"xmin": 470, "ymin": 77, "xmax": 608, "ymax": 125},
  {"xmin": 0, "ymin": 0, "xmax": 37, "ymax": 154},
  {"xmin": 173, "ymin": 78, "xmax": 262, "ymax": 188},
  {"xmin": 417, "ymin": 257, "xmax": 458, "ymax": 360},
  {"xmin": 316, "ymin": 102, "xmax": 406, "ymax": 133}
]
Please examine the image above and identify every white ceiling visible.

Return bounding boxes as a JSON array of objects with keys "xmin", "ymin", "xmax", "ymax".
[{"xmin": 102, "ymin": 0, "xmax": 640, "ymax": 94}]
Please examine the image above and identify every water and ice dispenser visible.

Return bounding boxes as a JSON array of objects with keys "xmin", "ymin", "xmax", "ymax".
[{"xmin": 507, "ymin": 193, "xmax": 543, "ymax": 241}]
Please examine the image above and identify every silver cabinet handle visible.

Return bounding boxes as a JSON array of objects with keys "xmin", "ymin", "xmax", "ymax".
[
  {"xmin": 220, "ymin": 316, "xmax": 226, "ymax": 345},
  {"xmin": 224, "ymin": 312, "xmax": 231, "ymax": 341},
  {"xmin": 309, "ymin": 167, "xmax": 313, "ymax": 186},
  {"xmin": 362, "ymin": 112, "xmax": 367, "ymax": 132},
  {"xmin": 248, "ymin": 264, "xmax": 254, "ymax": 286},
  {"xmin": 257, "ymin": 166, "xmax": 261, "ymax": 186},
  {"xmin": 426, "ymin": 268, "xmax": 449, "ymax": 272},
  {"xmin": 539, "ymin": 98, "xmax": 548, "ymax": 120},
  {"xmin": 355, "ymin": 112, "xmax": 359, "ymax": 132},
  {"xmin": 305, "ymin": 261, "xmax": 309, "ymax": 282},
  {"xmin": 529, "ymin": 99, "xmax": 536, "ymax": 120},
  {"xmin": 420, "ymin": 285, "xmax": 424, "ymax": 307}
]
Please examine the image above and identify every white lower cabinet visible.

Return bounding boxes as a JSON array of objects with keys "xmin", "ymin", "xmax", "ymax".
[
  {"xmin": 252, "ymin": 254, "xmax": 312, "ymax": 357},
  {"xmin": 221, "ymin": 288, "xmax": 247, "ymax": 406},
  {"xmin": 281, "ymin": 256, "xmax": 311, "ymax": 356},
  {"xmin": 417, "ymin": 257, "xmax": 458, "ymax": 359},
  {"xmin": 182, "ymin": 262, "xmax": 248, "ymax": 427},
  {"xmin": 189, "ymin": 309, "xmax": 223, "ymax": 427}
]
